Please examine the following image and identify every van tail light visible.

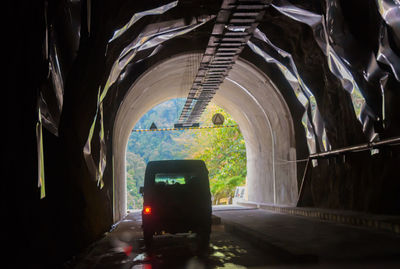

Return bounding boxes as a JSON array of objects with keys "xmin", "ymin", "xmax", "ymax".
[{"xmin": 143, "ymin": 206, "xmax": 152, "ymax": 215}]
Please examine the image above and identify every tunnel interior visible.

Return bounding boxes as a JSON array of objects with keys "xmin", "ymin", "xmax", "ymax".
[
  {"xmin": 114, "ymin": 53, "xmax": 298, "ymax": 221},
  {"xmin": 11, "ymin": 0, "xmax": 400, "ymax": 267}
]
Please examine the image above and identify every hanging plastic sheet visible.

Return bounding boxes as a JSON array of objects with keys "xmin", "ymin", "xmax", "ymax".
[
  {"xmin": 377, "ymin": 21, "xmax": 400, "ymax": 81},
  {"xmin": 39, "ymin": 0, "xmax": 82, "ymax": 137},
  {"xmin": 108, "ymin": 0, "xmax": 179, "ymax": 43},
  {"xmin": 376, "ymin": 0, "xmax": 400, "ymax": 49},
  {"xmin": 104, "ymin": 16, "xmax": 212, "ymax": 98},
  {"xmin": 84, "ymin": 9, "xmax": 214, "ymax": 186},
  {"xmin": 35, "ymin": 1, "xmax": 68, "ymax": 198},
  {"xmin": 373, "ymin": 1, "xmax": 400, "ymax": 130},
  {"xmin": 83, "ymin": 88, "xmax": 106, "ymax": 188},
  {"xmin": 270, "ymin": 0, "xmax": 379, "ymax": 142},
  {"xmin": 248, "ymin": 28, "xmax": 330, "ymax": 155},
  {"xmin": 36, "ymin": 107, "xmax": 46, "ymax": 199},
  {"xmin": 38, "ymin": 39, "xmax": 64, "ymax": 137}
]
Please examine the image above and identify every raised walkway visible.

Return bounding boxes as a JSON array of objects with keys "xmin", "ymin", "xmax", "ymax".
[{"xmin": 212, "ymin": 205, "xmax": 400, "ymax": 267}]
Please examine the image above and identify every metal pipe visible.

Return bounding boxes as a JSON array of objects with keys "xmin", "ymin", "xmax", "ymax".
[
  {"xmin": 297, "ymin": 158, "xmax": 310, "ymax": 206},
  {"xmin": 309, "ymin": 136, "xmax": 400, "ymax": 159}
]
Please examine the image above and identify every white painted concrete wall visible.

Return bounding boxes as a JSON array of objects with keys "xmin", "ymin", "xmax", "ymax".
[{"xmin": 113, "ymin": 53, "xmax": 297, "ymax": 222}]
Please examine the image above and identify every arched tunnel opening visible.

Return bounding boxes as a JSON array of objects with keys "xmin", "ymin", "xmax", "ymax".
[
  {"xmin": 10, "ymin": 0, "xmax": 400, "ymax": 267},
  {"xmin": 124, "ymin": 98, "xmax": 248, "ymax": 211},
  {"xmin": 114, "ymin": 53, "xmax": 298, "ymax": 221}
]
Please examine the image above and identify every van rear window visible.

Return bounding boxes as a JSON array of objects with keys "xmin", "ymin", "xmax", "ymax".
[{"xmin": 155, "ymin": 173, "xmax": 186, "ymax": 185}]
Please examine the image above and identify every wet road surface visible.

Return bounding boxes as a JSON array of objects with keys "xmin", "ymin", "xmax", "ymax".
[
  {"xmin": 67, "ymin": 211, "xmax": 313, "ymax": 269},
  {"xmin": 67, "ymin": 209, "xmax": 400, "ymax": 269}
]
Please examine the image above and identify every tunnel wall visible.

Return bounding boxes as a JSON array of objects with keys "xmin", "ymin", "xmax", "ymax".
[
  {"xmin": 215, "ymin": 60, "xmax": 298, "ymax": 206},
  {"xmin": 255, "ymin": 2, "xmax": 400, "ymax": 213},
  {"xmin": 10, "ymin": 1, "xmax": 119, "ymax": 267}
]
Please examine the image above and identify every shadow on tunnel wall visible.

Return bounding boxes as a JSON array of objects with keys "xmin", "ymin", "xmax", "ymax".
[{"xmin": 298, "ymin": 148, "xmax": 400, "ymax": 214}]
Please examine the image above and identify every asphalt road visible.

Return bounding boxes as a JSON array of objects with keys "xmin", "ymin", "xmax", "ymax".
[
  {"xmin": 67, "ymin": 211, "xmax": 312, "ymax": 269},
  {"xmin": 67, "ymin": 209, "xmax": 400, "ymax": 269}
]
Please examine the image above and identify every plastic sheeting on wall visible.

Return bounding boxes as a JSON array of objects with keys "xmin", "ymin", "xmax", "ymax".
[
  {"xmin": 35, "ymin": 1, "xmax": 65, "ymax": 198},
  {"xmin": 248, "ymin": 29, "xmax": 330, "ymax": 155},
  {"xmin": 37, "ymin": 0, "xmax": 400, "ymax": 195},
  {"xmin": 38, "ymin": 39, "xmax": 64, "ymax": 137},
  {"xmin": 38, "ymin": 0, "xmax": 81, "ymax": 137},
  {"xmin": 35, "ymin": 0, "xmax": 83, "ymax": 197},
  {"xmin": 36, "ymin": 107, "xmax": 46, "ymax": 199},
  {"xmin": 108, "ymin": 1, "xmax": 179, "ymax": 43},
  {"xmin": 376, "ymin": 0, "xmax": 400, "ymax": 81},
  {"xmin": 84, "ymin": 0, "xmax": 214, "ymax": 187},
  {"xmin": 270, "ymin": 0, "xmax": 380, "ymax": 142},
  {"xmin": 269, "ymin": 0, "xmax": 400, "ymax": 143}
]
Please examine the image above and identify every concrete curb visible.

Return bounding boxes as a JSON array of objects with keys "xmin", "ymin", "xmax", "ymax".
[{"xmin": 237, "ymin": 202, "xmax": 400, "ymax": 236}]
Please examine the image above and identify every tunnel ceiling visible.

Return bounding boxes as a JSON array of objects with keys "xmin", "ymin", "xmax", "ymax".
[{"xmin": 37, "ymin": 0, "xmax": 400, "ymax": 193}]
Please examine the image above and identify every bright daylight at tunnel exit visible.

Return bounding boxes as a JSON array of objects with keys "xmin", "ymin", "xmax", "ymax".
[
  {"xmin": 11, "ymin": 0, "xmax": 400, "ymax": 268},
  {"xmin": 125, "ymin": 99, "xmax": 247, "ymax": 210}
]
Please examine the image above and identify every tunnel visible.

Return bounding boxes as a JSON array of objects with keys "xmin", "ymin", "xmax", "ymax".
[
  {"xmin": 10, "ymin": 0, "xmax": 400, "ymax": 267},
  {"xmin": 114, "ymin": 53, "xmax": 297, "ymax": 221}
]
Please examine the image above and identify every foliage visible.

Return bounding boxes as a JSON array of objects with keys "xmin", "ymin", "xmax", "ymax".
[
  {"xmin": 127, "ymin": 99, "xmax": 189, "ymax": 163},
  {"xmin": 185, "ymin": 104, "xmax": 247, "ymax": 204},
  {"xmin": 126, "ymin": 152, "xmax": 145, "ymax": 209},
  {"xmin": 126, "ymin": 99, "xmax": 192, "ymax": 209},
  {"xmin": 126, "ymin": 99, "xmax": 246, "ymax": 209}
]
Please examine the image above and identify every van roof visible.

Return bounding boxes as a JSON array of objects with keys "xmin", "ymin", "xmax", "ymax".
[{"xmin": 145, "ymin": 160, "xmax": 208, "ymax": 174}]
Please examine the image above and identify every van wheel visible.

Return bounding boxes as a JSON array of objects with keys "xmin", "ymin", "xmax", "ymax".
[
  {"xmin": 197, "ymin": 228, "xmax": 210, "ymax": 254},
  {"xmin": 143, "ymin": 229, "xmax": 153, "ymax": 249}
]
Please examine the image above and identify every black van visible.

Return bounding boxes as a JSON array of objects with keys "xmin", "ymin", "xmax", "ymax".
[{"xmin": 140, "ymin": 160, "xmax": 212, "ymax": 250}]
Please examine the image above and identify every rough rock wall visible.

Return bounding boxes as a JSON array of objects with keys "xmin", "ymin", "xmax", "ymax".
[{"xmin": 253, "ymin": 1, "xmax": 400, "ymax": 213}]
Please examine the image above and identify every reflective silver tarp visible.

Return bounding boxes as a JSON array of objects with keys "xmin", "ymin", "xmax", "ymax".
[
  {"xmin": 84, "ymin": 0, "xmax": 214, "ymax": 186},
  {"xmin": 248, "ymin": 29, "xmax": 330, "ymax": 155},
  {"xmin": 270, "ymin": 0, "xmax": 379, "ymax": 142},
  {"xmin": 108, "ymin": 1, "xmax": 179, "ymax": 43},
  {"xmin": 376, "ymin": 0, "xmax": 400, "ymax": 81},
  {"xmin": 36, "ymin": 107, "xmax": 46, "ymax": 199},
  {"xmin": 270, "ymin": 0, "xmax": 399, "ymax": 142},
  {"xmin": 245, "ymin": 0, "xmax": 399, "ymax": 156},
  {"xmin": 37, "ymin": 0, "xmax": 400, "ymax": 195},
  {"xmin": 36, "ymin": 1, "xmax": 68, "ymax": 198},
  {"xmin": 38, "ymin": 39, "xmax": 64, "ymax": 137}
]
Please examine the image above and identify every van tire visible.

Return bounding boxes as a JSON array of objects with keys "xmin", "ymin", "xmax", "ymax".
[
  {"xmin": 196, "ymin": 225, "xmax": 210, "ymax": 253},
  {"xmin": 143, "ymin": 229, "xmax": 153, "ymax": 249}
]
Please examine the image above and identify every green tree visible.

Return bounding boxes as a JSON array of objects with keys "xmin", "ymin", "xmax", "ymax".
[
  {"xmin": 185, "ymin": 103, "xmax": 247, "ymax": 204},
  {"xmin": 126, "ymin": 99, "xmax": 247, "ymax": 208},
  {"xmin": 126, "ymin": 152, "xmax": 145, "ymax": 209}
]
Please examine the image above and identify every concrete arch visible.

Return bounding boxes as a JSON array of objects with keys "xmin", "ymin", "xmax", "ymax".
[{"xmin": 113, "ymin": 53, "xmax": 297, "ymax": 221}]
